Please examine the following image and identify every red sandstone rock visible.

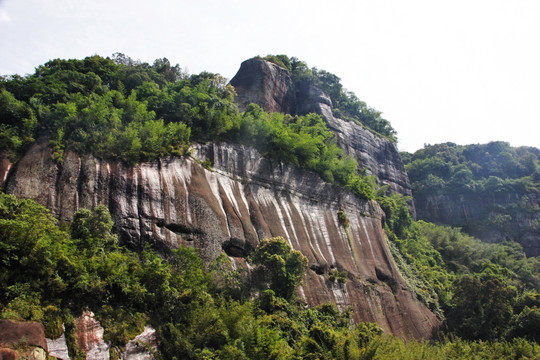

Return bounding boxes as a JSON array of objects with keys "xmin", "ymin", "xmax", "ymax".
[
  {"xmin": 0, "ymin": 348, "xmax": 17, "ymax": 360},
  {"xmin": 0, "ymin": 320, "xmax": 47, "ymax": 352},
  {"xmin": 75, "ymin": 311, "xmax": 109, "ymax": 359},
  {"xmin": 230, "ymin": 59, "xmax": 415, "ymax": 215},
  {"xmin": 230, "ymin": 58, "xmax": 296, "ymax": 114},
  {"xmin": 5, "ymin": 141, "xmax": 440, "ymax": 339}
]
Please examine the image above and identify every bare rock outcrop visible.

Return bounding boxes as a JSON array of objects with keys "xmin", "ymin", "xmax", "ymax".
[
  {"xmin": 0, "ymin": 320, "xmax": 48, "ymax": 359},
  {"xmin": 46, "ymin": 329, "xmax": 70, "ymax": 360},
  {"xmin": 75, "ymin": 311, "xmax": 109, "ymax": 360},
  {"xmin": 4, "ymin": 140, "xmax": 439, "ymax": 339},
  {"xmin": 46, "ymin": 315, "xmax": 157, "ymax": 360},
  {"xmin": 229, "ymin": 59, "xmax": 415, "ymax": 215},
  {"xmin": 230, "ymin": 58, "xmax": 296, "ymax": 114}
]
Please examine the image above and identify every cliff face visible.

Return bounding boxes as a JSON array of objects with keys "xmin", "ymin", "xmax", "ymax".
[
  {"xmin": 229, "ymin": 58, "xmax": 414, "ymax": 213},
  {"xmin": 415, "ymin": 191, "xmax": 540, "ymax": 256},
  {"xmin": 3, "ymin": 139, "xmax": 439, "ymax": 339}
]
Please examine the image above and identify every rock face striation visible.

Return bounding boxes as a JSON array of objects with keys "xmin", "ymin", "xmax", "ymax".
[
  {"xmin": 229, "ymin": 58, "xmax": 414, "ymax": 212},
  {"xmin": 3, "ymin": 139, "xmax": 439, "ymax": 340}
]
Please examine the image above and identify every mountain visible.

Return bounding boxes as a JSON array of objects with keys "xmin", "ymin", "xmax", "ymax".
[
  {"xmin": 0, "ymin": 57, "xmax": 439, "ymax": 344},
  {"xmin": 403, "ymin": 142, "xmax": 540, "ymax": 256},
  {"xmin": 230, "ymin": 58, "xmax": 414, "ymax": 202},
  {"xmin": 2, "ymin": 55, "xmax": 540, "ymax": 359}
]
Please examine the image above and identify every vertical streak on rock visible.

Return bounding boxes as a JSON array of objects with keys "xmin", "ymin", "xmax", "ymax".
[{"xmin": 6, "ymin": 141, "xmax": 441, "ymax": 339}]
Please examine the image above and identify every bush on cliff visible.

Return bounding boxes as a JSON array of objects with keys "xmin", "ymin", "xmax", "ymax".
[{"xmin": 262, "ymin": 54, "xmax": 397, "ymax": 142}]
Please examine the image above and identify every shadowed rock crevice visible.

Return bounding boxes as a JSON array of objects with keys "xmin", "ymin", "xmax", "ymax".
[
  {"xmin": 310, "ymin": 263, "xmax": 329, "ymax": 275},
  {"xmin": 375, "ymin": 267, "xmax": 399, "ymax": 293},
  {"xmin": 157, "ymin": 221, "xmax": 206, "ymax": 237},
  {"xmin": 222, "ymin": 237, "xmax": 254, "ymax": 258}
]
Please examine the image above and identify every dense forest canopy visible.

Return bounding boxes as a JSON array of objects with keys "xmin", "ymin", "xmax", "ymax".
[{"xmin": 403, "ymin": 141, "xmax": 540, "ymax": 194}]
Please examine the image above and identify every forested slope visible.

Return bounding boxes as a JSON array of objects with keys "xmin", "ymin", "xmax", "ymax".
[{"xmin": 403, "ymin": 142, "xmax": 540, "ymax": 255}]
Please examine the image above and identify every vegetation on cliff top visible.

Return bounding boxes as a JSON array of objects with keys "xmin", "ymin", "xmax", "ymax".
[
  {"xmin": 402, "ymin": 141, "xmax": 540, "ymax": 246},
  {"xmin": 260, "ymin": 54, "xmax": 397, "ymax": 142},
  {"xmin": 0, "ymin": 54, "xmax": 376, "ymax": 200},
  {"xmin": 1, "ymin": 193, "xmax": 540, "ymax": 359},
  {"xmin": 403, "ymin": 141, "xmax": 539, "ymax": 196}
]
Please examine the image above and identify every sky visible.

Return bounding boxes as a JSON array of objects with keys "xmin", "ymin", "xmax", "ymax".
[{"xmin": 1, "ymin": 0, "xmax": 539, "ymax": 153}]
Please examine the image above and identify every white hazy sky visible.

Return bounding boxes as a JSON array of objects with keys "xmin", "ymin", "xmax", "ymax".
[{"xmin": 1, "ymin": 0, "xmax": 539, "ymax": 153}]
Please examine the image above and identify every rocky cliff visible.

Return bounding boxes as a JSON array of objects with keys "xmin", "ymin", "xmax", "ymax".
[
  {"xmin": 230, "ymin": 58, "xmax": 297, "ymax": 115},
  {"xmin": 0, "ymin": 320, "xmax": 48, "ymax": 359},
  {"xmin": 415, "ymin": 191, "xmax": 540, "ymax": 256},
  {"xmin": 2, "ymin": 139, "xmax": 439, "ymax": 339},
  {"xmin": 230, "ymin": 58, "xmax": 414, "ymax": 211}
]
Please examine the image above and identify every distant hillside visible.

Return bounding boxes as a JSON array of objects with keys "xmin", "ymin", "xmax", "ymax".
[{"xmin": 402, "ymin": 141, "xmax": 540, "ymax": 255}]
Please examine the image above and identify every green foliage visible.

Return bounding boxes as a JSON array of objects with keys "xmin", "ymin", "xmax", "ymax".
[
  {"xmin": 375, "ymin": 183, "xmax": 540, "ymax": 342},
  {"xmin": 2, "ymin": 55, "xmax": 540, "ymax": 356},
  {"xmin": 285, "ymin": 56, "xmax": 397, "ymax": 142},
  {"xmin": 337, "ymin": 210, "xmax": 349, "ymax": 228},
  {"xmin": 70, "ymin": 205, "xmax": 117, "ymax": 251},
  {"xmin": 328, "ymin": 269, "xmax": 348, "ymax": 285},
  {"xmin": 404, "ymin": 142, "xmax": 540, "ymax": 194},
  {"xmin": 260, "ymin": 55, "xmax": 291, "ymax": 71},
  {"xmin": 230, "ymin": 104, "xmax": 376, "ymax": 200},
  {"xmin": 1, "ymin": 54, "xmax": 378, "ymax": 201},
  {"xmin": 416, "ymin": 221, "xmax": 540, "ymax": 341},
  {"xmin": 250, "ymin": 237, "xmax": 308, "ymax": 300},
  {"xmin": 0, "ymin": 55, "xmax": 236, "ymax": 164},
  {"xmin": 417, "ymin": 221, "xmax": 540, "ymax": 290},
  {"xmin": 446, "ymin": 275, "xmax": 516, "ymax": 340},
  {"xmin": 255, "ymin": 55, "xmax": 397, "ymax": 142},
  {"xmin": 403, "ymin": 142, "xmax": 540, "ymax": 245}
]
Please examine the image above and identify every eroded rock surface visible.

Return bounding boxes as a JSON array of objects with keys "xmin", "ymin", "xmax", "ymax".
[
  {"xmin": 4, "ymin": 140, "xmax": 439, "ymax": 339},
  {"xmin": 124, "ymin": 326, "xmax": 158, "ymax": 360},
  {"xmin": 46, "ymin": 329, "xmax": 70, "ymax": 360},
  {"xmin": 75, "ymin": 311, "xmax": 108, "ymax": 360},
  {"xmin": 0, "ymin": 320, "xmax": 48, "ymax": 359},
  {"xmin": 229, "ymin": 59, "xmax": 414, "ymax": 215},
  {"xmin": 230, "ymin": 58, "xmax": 296, "ymax": 114}
]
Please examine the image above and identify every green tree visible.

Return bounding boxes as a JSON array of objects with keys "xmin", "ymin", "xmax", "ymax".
[
  {"xmin": 70, "ymin": 205, "xmax": 118, "ymax": 251},
  {"xmin": 250, "ymin": 237, "xmax": 308, "ymax": 300},
  {"xmin": 445, "ymin": 275, "xmax": 516, "ymax": 340}
]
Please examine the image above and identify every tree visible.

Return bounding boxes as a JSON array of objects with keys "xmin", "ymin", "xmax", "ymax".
[
  {"xmin": 445, "ymin": 275, "xmax": 516, "ymax": 340},
  {"xmin": 70, "ymin": 205, "xmax": 117, "ymax": 251},
  {"xmin": 250, "ymin": 237, "xmax": 308, "ymax": 300}
]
